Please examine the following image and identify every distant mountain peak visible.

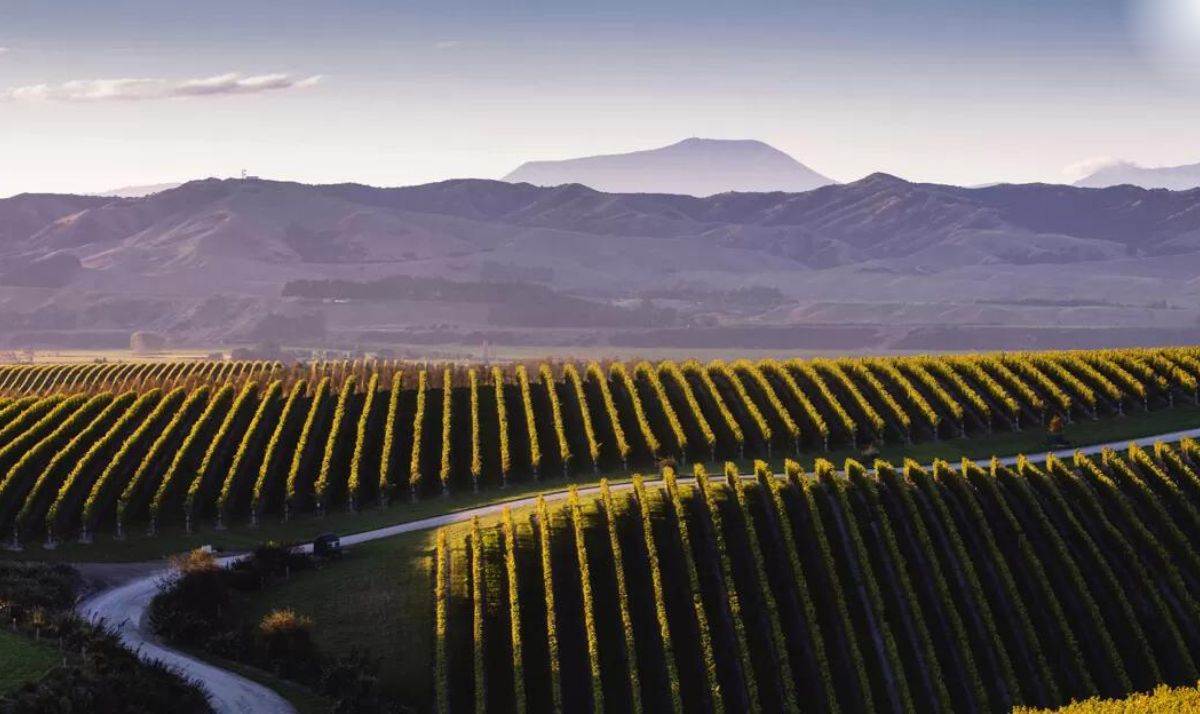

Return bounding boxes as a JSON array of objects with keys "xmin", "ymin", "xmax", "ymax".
[
  {"xmin": 503, "ymin": 138, "xmax": 836, "ymax": 196},
  {"xmin": 95, "ymin": 182, "xmax": 183, "ymax": 198},
  {"xmin": 1074, "ymin": 159, "xmax": 1200, "ymax": 191},
  {"xmin": 854, "ymin": 172, "xmax": 910, "ymax": 186},
  {"xmin": 674, "ymin": 136, "xmax": 771, "ymax": 148}
]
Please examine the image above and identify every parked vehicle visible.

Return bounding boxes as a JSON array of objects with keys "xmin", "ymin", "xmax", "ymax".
[{"xmin": 312, "ymin": 533, "xmax": 342, "ymax": 558}]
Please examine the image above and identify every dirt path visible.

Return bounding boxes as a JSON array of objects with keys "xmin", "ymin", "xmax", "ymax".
[{"xmin": 76, "ymin": 556, "xmax": 293, "ymax": 714}]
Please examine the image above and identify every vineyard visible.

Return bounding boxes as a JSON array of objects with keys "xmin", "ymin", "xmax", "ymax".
[
  {"xmin": 435, "ymin": 444, "xmax": 1200, "ymax": 713},
  {"xmin": 0, "ymin": 346, "xmax": 1197, "ymax": 546}
]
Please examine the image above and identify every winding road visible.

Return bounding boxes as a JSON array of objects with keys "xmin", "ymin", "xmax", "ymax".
[{"xmin": 76, "ymin": 426, "xmax": 1200, "ymax": 714}]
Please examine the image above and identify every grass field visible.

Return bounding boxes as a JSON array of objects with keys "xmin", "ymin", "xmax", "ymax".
[
  {"xmin": 0, "ymin": 630, "xmax": 59, "ymax": 694},
  {"xmin": 233, "ymin": 529, "xmax": 440, "ymax": 709}
]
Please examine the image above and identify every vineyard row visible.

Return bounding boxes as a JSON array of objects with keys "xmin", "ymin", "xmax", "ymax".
[
  {"xmin": 436, "ymin": 439, "xmax": 1200, "ymax": 713},
  {"xmin": 0, "ymin": 346, "xmax": 1197, "ymax": 543}
]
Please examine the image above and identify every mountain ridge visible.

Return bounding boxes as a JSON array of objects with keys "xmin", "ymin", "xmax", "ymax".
[
  {"xmin": 2, "ymin": 173, "xmax": 1200, "ymax": 348},
  {"xmin": 2, "ymin": 174, "xmax": 1197, "ymax": 296}
]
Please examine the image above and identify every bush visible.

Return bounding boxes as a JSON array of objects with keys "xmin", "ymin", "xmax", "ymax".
[
  {"xmin": 258, "ymin": 609, "xmax": 316, "ymax": 662},
  {"xmin": 171, "ymin": 548, "xmax": 220, "ymax": 575},
  {"xmin": 0, "ymin": 618, "xmax": 212, "ymax": 713},
  {"xmin": 251, "ymin": 541, "xmax": 313, "ymax": 575},
  {"xmin": 204, "ymin": 626, "xmax": 254, "ymax": 662},
  {"xmin": 149, "ymin": 549, "xmax": 231, "ymax": 644},
  {"xmin": 0, "ymin": 562, "xmax": 82, "ymax": 623},
  {"xmin": 321, "ymin": 649, "xmax": 388, "ymax": 714},
  {"xmin": 227, "ymin": 542, "xmax": 313, "ymax": 591}
]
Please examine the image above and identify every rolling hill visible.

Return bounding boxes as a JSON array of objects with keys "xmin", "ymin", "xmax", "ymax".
[
  {"xmin": 2, "ymin": 175, "xmax": 1200, "ymax": 349},
  {"xmin": 17, "ymin": 174, "xmax": 1199, "ymax": 273}
]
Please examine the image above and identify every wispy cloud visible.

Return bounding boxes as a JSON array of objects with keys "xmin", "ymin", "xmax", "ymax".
[
  {"xmin": 1062, "ymin": 156, "xmax": 1129, "ymax": 181},
  {"xmin": 2, "ymin": 71, "xmax": 322, "ymax": 102},
  {"xmin": 172, "ymin": 72, "xmax": 321, "ymax": 96},
  {"xmin": 434, "ymin": 40, "xmax": 463, "ymax": 49}
]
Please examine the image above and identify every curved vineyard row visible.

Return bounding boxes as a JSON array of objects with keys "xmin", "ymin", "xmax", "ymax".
[
  {"xmin": 0, "ymin": 359, "xmax": 286, "ymax": 398},
  {"xmin": 0, "ymin": 345, "xmax": 1197, "ymax": 541},
  {"xmin": 435, "ymin": 439, "xmax": 1200, "ymax": 713}
]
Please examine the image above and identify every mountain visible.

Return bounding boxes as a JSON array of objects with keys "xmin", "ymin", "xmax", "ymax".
[
  {"xmin": 2, "ymin": 175, "xmax": 1200, "ymax": 350},
  {"xmin": 23, "ymin": 175, "xmax": 1199, "ymax": 276},
  {"xmin": 1074, "ymin": 160, "xmax": 1200, "ymax": 190},
  {"xmin": 503, "ymin": 138, "xmax": 836, "ymax": 196},
  {"xmin": 97, "ymin": 182, "xmax": 183, "ymax": 198}
]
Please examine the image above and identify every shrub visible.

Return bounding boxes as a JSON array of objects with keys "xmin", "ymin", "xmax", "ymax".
[
  {"xmin": 320, "ymin": 649, "xmax": 387, "ymax": 714},
  {"xmin": 0, "ymin": 562, "xmax": 82, "ymax": 618},
  {"xmin": 227, "ymin": 542, "xmax": 313, "ymax": 590},
  {"xmin": 0, "ymin": 619, "xmax": 212, "ymax": 713},
  {"xmin": 257, "ymin": 608, "xmax": 316, "ymax": 663},
  {"xmin": 149, "ymin": 549, "xmax": 231, "ymax": 644}
]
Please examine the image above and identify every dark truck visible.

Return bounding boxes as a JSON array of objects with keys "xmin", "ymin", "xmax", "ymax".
[{"xmin": 313, "ymin": 532, "xmax": 342, "ymax": 559}]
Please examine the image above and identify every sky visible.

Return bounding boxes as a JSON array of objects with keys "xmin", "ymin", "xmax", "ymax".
[{"xmin": 2, "ymin": 0, "xmax": 1200, "ymax": 196}]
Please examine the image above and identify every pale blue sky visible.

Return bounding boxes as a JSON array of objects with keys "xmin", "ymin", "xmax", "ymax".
[{"xmin": 2, "ymin": 0, "xmax": 1199, "ymax": 196}]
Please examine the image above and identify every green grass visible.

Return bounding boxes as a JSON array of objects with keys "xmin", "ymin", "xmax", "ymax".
[
  {"xmin": 824, "ymin": 402, "xmax": 1200, "ymax": 467},
  {"xmin": 0, "ymin": 475, "xmax": 628, "ymax": 563},
  {"xmin": 5, "ymin": 403, "xmax": 1199, "ymax": 563},
  {"xmin": 233, "ymin": 529, "xmax": 440, "ymax": 711},
  {"xmin": 0, "ymin": 630, "xmax": 60, "ymax": 694}
]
